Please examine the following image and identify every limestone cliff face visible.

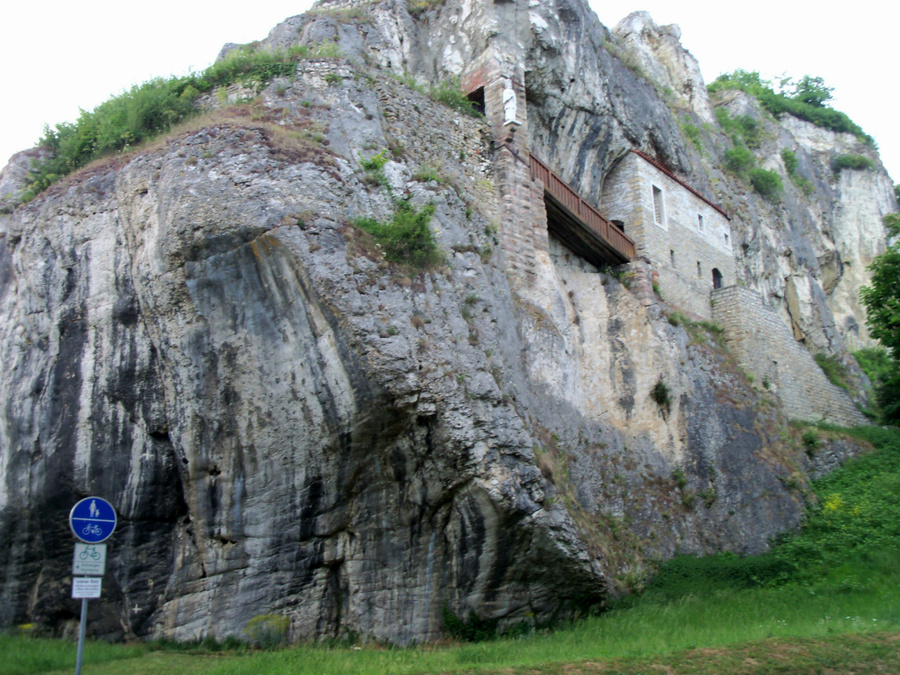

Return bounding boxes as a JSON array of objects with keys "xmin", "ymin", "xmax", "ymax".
[{"xmin": 0, "ymin": 0, "xmax": 888, "ymax": 645}]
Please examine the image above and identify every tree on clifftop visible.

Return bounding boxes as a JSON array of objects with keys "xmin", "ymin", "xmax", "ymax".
[{"xmin": 790, "ymin": 75, "xmax": 834, "ymax": 108}]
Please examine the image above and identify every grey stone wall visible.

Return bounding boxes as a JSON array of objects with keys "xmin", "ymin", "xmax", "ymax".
[
  {"xmin": 712, "ymin": 286, "xmax": 866, "ymax": 427},
  {"xmin": 295, "ymin": 60, "xmax": 496, "ymax": 212},
  {"xmin": 602, "ymin": 153, "xmax": 735, "ymax": 318}
]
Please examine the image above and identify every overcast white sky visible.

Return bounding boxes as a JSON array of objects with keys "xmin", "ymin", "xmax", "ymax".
[{"xmin": 2, "ymin": 1, "xmax": 897, "ymax": 185}]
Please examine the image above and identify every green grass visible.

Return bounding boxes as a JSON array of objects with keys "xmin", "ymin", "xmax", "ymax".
[
  {"xmin": 8, "ymin": 426, "xmax": 900, "ymax": 675},
  {"xmin": 0, "ymin": 634, "xmax": 149, "ymax": 675},
  {"xmin": 351, "ymin": 200, "xmax": 442, "ymax": 271},
  {"xmin": 814, "ymin": 352, "xmax": 852, "ymax": 391},
  {"xmin": 426, "ymin": 77, "xmax": 481, "ymax": 117}
]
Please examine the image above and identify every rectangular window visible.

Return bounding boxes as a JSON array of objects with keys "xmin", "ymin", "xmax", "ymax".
[
  {"xmin": 697, "ymin": 261, "xmax": 702, "ymax": 278},
  {"xmin": 724, "ymin": 233, "xmax": 730, "ymax": 247},
  {"xmin": 698, "ymin": 214, "xmax": 704, "ymax": 232},
  {"xmin": 670, "ymin": 249, "xmax": 676, "ymax": 267},
  {"xmin": 652, "ymin": 186, "xmax": 665, "ymax": 225}
]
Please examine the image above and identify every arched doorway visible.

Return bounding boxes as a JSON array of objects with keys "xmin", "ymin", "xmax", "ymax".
[{"xmin": 712, "ymin": 268, "xmax": 723, "ymax": 289}]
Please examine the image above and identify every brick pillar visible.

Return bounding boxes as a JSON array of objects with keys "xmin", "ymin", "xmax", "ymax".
[{"xmin": 465, "ymin": 57, "xmax": 549, "ymax": 289}]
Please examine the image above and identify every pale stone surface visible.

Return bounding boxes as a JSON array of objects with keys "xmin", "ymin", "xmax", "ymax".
[{"xmin": 613, "ymin": 12, "xmax": 715, "ymax": 124}]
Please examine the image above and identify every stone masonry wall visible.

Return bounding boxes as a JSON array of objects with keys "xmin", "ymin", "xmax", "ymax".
[
  {"xmin": 602, "ymin": 153, "xmax": 734, "ymax": 319},
  {"xmin": 465, "ymin": 57, "xmax": 549, "ymax": 287},
  {"xmin": 712, "ymin": 286, "xmax": 866, "ymax": 427}
]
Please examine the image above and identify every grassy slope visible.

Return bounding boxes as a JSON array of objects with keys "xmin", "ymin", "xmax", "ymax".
[{"xmin": 6, "ymin": 425, "xmax": 900, "ymax": 675}]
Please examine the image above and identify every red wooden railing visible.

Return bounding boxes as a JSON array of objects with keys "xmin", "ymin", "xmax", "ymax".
[{"xmin": 529, "ymin": 154, "xmax": 636, "ymax": 261}]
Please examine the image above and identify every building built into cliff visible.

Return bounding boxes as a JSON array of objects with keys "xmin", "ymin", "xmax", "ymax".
[
  {"xmin": 459, "ymin": 44, "xmax": 865, "ymax": 427},
  {"xmin": 601, "ymin": 150, "xmax": 735, "ymax": 319}
]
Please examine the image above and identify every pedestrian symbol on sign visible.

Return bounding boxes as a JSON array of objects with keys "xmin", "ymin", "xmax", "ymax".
[{"xmin": 69, "ymin": 497, "xmax": 117, "ymax": 544}]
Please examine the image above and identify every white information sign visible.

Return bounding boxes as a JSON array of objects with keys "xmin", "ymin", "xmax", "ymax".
[
  {"xmin": 72, "ymin": 577, "xmax": 102, "ymax": 599},
  {"xmin": 72, "ymin": 543, "xmax": 107, "ymax": 576}
]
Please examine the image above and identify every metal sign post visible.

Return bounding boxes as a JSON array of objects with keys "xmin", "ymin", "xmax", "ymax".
[{"xmin": 69, "ymin": 497, "xmax": 116, "ymax": 675}]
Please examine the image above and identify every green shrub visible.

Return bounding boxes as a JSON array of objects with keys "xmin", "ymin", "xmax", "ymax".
[
  {"xmin": 359, "ymin": 149, "xmax": 389, "ymax": 172},
  {"xmin": 802, "ymin": 429, "xmax": 821, "ymax": 456},
  {"xmin": 442, "ymin": 603, "xmax": 499, "ymax": 642},
  {"xmin": 780, "ymin": 148, "xmax": 815, "ymax": 194},
  {"xmin": 781, "ymin": 148, "xmax": 799, "ymax": 174},
  {"xmin": 427, "ymin": 77, "xmax": 481, "ymax": 117},
  {"xmin": 310, "ymin": 41, "xmax": 343, "ymax": 59},
  {"xmin": 791, "ymin": 75, "xmax": 833, "ymax": 108},
  {"xmin": 639, "ymin": 426, "xmax": 900, "ymax": 598},
  {"xmin": 695, "ymin": 320, "xmax": 724, "ymax": 335},
  {"xmin": 724, "ymin": 145, "xmax": 754, "ymax": 175},
  {"xmin": 408, "ymin": 0, "xmax": 446, "ymax": 16},
  {"xmin": 243, "ymin": 614, "xmax": 290, "ymax": 648},
  {"xmin": 759, "ymin": 91, "xmax": 873, "ymax": 144},
  {"xmin": 854, "ymin": 347, "xmax": 893, "ymax": 388},
  {"xmin": 643, "ymin": 551, "xmax": 797, "ymax": 598},
  {"xmin": 352, "ymin": 200, "xmax": 441, "ymax": 270},
  {"xmin": 681, "ymin": 121, "xmax": 702, "ymax": 151},
  {"xmin": 651, "ymin": 379, "xmax": 671, "ymax": 411},
  {"xmin": 667, "ymin": 311, "xmax": 689, "ymax": 327},
  {"xmin": 412, "ymin": 165, "xmax": 443, "ymax": 183},
  {"xmin": 359, "ymin": 149, "xmax": 390, "ymax": 188},
  {"xmin": 198, "ymin": 47, "xmax": 302, "ymax": 91},
  {"xmin": 814, "ymin": 353, "xmax": 852, "ymax": 391},
  {"xmin": 749, "ymin": 168, "xmax": 783, "ymax": 199},
  {"xmin": 832, "ymin": 154, "xmax": 874, "ymax": 172},
  {"xmin": 715, "ymin": 108, "xmax": 763, "ymax": 148}
]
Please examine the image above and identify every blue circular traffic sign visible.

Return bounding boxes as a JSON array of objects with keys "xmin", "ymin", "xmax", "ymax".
[{"xmin": 69, "ymin": 497, "xmax": 117, "ymax": 543}]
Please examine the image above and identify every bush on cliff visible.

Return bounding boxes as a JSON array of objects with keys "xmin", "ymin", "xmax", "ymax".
[
  {"xmin": 749, "ymin": 167, "xmax": 783, "ymax": 200},
  {"xmin": 708, "ymin": 70, "xmax": 873, "ymax": 145},
  {"xmin": 22, "ymin": 45, "xmax": 313, "ymax": 201},
  {"xmin": 352, "ymin": 201, "xmax": 442, "ymax": 270}
]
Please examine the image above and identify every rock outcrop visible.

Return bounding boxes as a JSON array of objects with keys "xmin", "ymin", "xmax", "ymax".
[{"xmin": 0, "ymin": 0, "xmax": 891, "ymax": 645}]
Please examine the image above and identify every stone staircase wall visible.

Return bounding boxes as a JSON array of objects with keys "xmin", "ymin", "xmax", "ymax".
[{"xmin": 712, "ymin": 286, "xmax": 866, "ymax": 427}]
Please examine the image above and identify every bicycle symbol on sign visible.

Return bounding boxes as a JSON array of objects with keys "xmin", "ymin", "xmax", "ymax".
[
  {"xmin": 82, "ymin": 524, "xmax": 103, "ymax": 537},
  {"xmin": 78, "ymin": 545, "xmax": 101, "ymax": 561}
]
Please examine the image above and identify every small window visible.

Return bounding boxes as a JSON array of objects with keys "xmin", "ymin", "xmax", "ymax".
[
  {"xmin": 670, "ymin": 249, "xmax": 676, "ymax": 266},
  {"xmin": 652, "ymin": 186, "xmax": 665, "ymax": 225},
  {"xmin": 724, "ymin": 233, "xmax": 730, "ymax": 247},
  {"xmin": 611, "ymin": 219, "xmax": 625, "ymax": 233},
  {"xmin": 467, "ymin": 87, "xmax": 486, "ymax": 116},
  {"xmin": 698, "ymin": 214, "xmax": 704, "ymax": 232},
  {"xmin": 697, "ymin": 261, "xmax": 702, "ymax": 278}
]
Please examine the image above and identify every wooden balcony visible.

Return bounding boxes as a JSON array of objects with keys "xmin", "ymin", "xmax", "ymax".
[{"xmin": 529, "ymin": 154, "xmax": 635, "ymax": 266}]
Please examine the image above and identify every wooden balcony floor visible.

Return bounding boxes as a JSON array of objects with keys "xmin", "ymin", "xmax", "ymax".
[{"xmin": 529, "ymin": 154, "xmax": 635, "ymax": 267}]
